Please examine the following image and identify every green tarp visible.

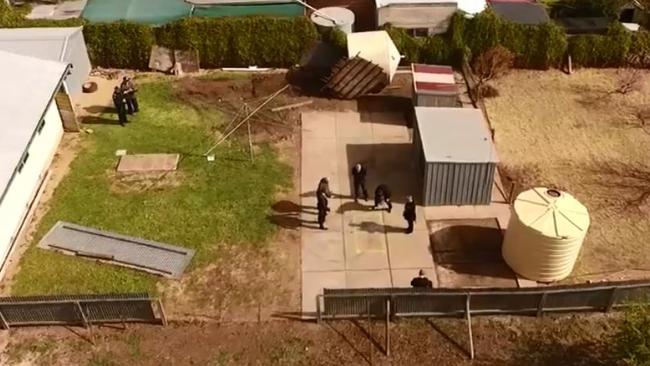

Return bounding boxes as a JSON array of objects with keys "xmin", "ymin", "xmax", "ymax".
[
  {"xmin": 192, "ymin": 4, "xmax": 303, "ymax": 18},
  {"xmin": 83, "ymin": 0, "xmax": 192, "ymax": 25}
]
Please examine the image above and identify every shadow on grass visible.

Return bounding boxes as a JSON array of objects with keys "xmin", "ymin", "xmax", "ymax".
[{"xmin": 82, "ymin": 116, "xmax": 123, "ymax": 125}]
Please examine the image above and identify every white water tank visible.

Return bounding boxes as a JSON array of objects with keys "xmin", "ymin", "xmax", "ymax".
[
  {"xmin": 502, "ymin": 187, "xmax": 590, "ymax": 282},
  {"xmin": 311, "ymin": 7, "xmax": 355, "ymax": 34}
]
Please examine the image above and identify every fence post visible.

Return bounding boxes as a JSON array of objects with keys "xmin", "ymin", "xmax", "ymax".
[
  {"xmin": 0, "ymin": 307, "xmax": 10, "ymax": 330},
  {"xmin": 466, "ymin": 294, "xmax": 474, "ymax": 360},
  {"xmin": 367, "ymin": 301, "xmax": 373, "ymax": 365},
  {"xmin": 537, "ymin": 292, "xmax": 548, "ymax": 318},
  {"xmin": 606, "ymin": 288, "xmax": 619, "ymax": 312},
  {"xmin": 316, "ymin": 295, "xmax": 322, "ymax": 324},
  {"xmin": 157, "ymin": 299, "xmax": 168, "ymax": 326},
  {"xmin": 385, "ymin": 298, "xmax": 390, "ymax": 357},
  {"xmin": 76, "ymin": 301, "xmax": 89, "ymax": 328}
]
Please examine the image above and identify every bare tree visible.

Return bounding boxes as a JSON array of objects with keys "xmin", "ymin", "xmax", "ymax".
[
  {"xmin": 471, "ymin": 46, "xmax": 514, "ymax": 99},
  {"xmin": 614, "ymin": 68, "xmax": 644, "ymax": 95}
]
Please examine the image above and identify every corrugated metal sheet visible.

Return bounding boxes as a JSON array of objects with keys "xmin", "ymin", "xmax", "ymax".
[
  {"xmin": 415, "ymin": 93, "xmax": 458, "ymax": 107},
  {"xmin": 424, "ymin": 162, "xmax": 495, "ymax": 205}
]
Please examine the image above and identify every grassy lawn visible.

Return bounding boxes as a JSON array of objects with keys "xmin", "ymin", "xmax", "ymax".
[
  {"xmin": 485, "ymin": 68, "xmax": 650, "ymax": 280},
  {"xmin": 11, "ymin": 79, "xmax": 290, "ymax": 295}
]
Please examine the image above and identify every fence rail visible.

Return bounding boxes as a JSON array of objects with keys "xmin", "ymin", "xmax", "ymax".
[
  {"xmin": 316, "ymin": 280, "xmax": 650, "ymax": 360},
  {"xmin": 317, "ymin": 280, "xmax": 650, "ymax": 320},
  {"xmin": 0, "ymin": 293, "xmax": 165, "ymax": 329}
]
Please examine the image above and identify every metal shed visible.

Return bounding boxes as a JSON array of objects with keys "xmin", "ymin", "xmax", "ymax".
[
  {"xmin": 0, "ymin": 27, "xmax": 91, "ymax": 96},
  {"xmin": 411, "ymin": 63, "xmax": 460, "ymax": 107},
  {"xmin": 414, "ymin": 107, "xmax": 498, "ymax": 206}
]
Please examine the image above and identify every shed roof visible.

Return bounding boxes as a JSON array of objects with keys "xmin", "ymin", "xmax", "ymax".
[
  {"xmin": 556, "ymin": 17, "xmax": 611, "ymax": 34},
  {"xmin": 347, "ymin": 31, "xmax": 401, "ymax": 82},
  {"xmin": 415, "ymin": 107, "xmax": 498, "ymax": 163},
  {"xmin": 489, "ymin": 0, "xmax": 549, "ymax": 25},
  {"xmin": 186, "ymin": 0, "xmax": 293, "ymax": 4},
  {"xmin": 0, "ymin": 50, "xmax": 69, "ymax": 202},
  {"xmin": 83, "ymin": 0, "xmax": 192, "ymax": 24},
  {"xmin": 412, "ymin": 63, "xmax": 459, "ymax": 95}
]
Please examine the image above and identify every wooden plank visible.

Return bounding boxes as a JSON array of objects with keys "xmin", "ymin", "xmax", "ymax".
[
  {"xmin": 55, "ymin": 91, "xmax": 79, "ymax": 132},
  {"xmin": 271, "ymin": 100, "xmax": 313, "ymax": 112}
]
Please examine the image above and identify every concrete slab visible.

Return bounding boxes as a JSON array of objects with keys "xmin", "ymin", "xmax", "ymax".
[
  {"xmin": 381, "ymin": 204, "xmax": 427, "ymax": 231},
  {"xmin": 429, "ymin": 218, "xmax": 503, "ymax": 252},
  {"xmin": 302, "ymin": 271, "xmax": 346, "ymax": 313},
  {"xmin": 302, "ymin": 231, "xmax": 346, "ymax": 271},
  {"xmin": 336, "ymin": 111, "xmax": 372, "ymax": 139},
  {"xmin": 301, "ymin": 112, "xmax": 336, "ymax": 139},
  {"xmin": 436, "ymin": 263, "xmax": 517, "ymax": 288},
  {"xmin": 346, "ymin": 270, "xmax": 392, "ymax": 288},
  {"xmin": 391, "ymin": 268, "xmax": 437, "ymax": 288},
  {"xmin": 117, "ymin": 154, "xmax": 179, "ymax": 173},
  {"xmin": 344, "ymin": 229, "xmax": 389, "ymax": 270},
  {"xmin": 386, "ymin": 230, "xmax": 434, "ymax": 269}
]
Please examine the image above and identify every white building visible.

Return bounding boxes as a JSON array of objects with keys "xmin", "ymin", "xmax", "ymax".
[
  {"xmin": 375, "ymin": 0, "xmax": 486, "ymax": 36},
  {"xmin": 0, "ymin": 27, "xmax": 91, "ymax": 96},
  {"xmin": 0, "ymin": 50, "xmax": 70, "ymax": 277}
]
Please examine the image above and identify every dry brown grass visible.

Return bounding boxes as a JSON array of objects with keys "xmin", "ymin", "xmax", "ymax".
[{"xmin": 485, "ymin": 68, "xmax": 650, "ymax": 281}]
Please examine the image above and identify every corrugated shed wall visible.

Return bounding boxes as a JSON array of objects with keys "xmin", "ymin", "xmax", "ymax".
[
  {"xmin": 416, "ymin": 94, "xmax": 459, "ymax": 107},
  {"xmin": 307, "ymin": 0, "xmax": 376, "ymax": 31},
  {"xmin": 424, "ymin": 162, "xmax": 495, "ymax": 206}
]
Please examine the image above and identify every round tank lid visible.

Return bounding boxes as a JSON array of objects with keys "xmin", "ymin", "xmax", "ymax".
[
  {"xmin": 310, "ymin": 7, "xmax": 355, "ymax": 26},
  {"xmin": 513, "ymin": 187, "xmax": 590, "ymax": 239}
]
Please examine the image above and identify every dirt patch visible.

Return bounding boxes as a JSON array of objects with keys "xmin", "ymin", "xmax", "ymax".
[
  {"xmin": 485, "ymin": 68, "xmax": 650, "ymax": 282},
  {"xmin": 109, "ymin": 171, "xmax": 184, "ymax": 194},
  {"xmin": 1, "ymin": 313, "xmax": 619, "ymax": 366}
]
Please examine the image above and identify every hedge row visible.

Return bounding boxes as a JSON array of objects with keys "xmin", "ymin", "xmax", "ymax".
[
  {"xmin": 0, "ymin": 3, "xmax": 318, "ymax": 69},
  {"xmin": 155, "ymin": 17, "xmax": 317, "ymax": 68}
]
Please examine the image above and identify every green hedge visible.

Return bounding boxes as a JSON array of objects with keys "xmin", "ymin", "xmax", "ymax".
[
  {"xmin": 568, "ymin": 23, "xmax": 633, "ymax": 66},
  {"xmin": 155, "ymin": 17, "xmax": 318, "ymax": 68},
  {"xmin": 84, "ymin": 23, "xmax": 154, "ymax": 69}
]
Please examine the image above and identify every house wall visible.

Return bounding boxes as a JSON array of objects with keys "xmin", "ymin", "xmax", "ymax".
[
  {"xmin": 423, "ymin": 161, "xmax": 495, "ymax": 206},
  {"xmin": 62, "ymin": 29, "xmax": 92, "ymax": 96},
  {"xmin": 0, "ymin": 100, "xmax": 64, "ymax": 277},
  {"xmin": 377, "ymin": 3, "xmax": 457, "ymax": 35}
]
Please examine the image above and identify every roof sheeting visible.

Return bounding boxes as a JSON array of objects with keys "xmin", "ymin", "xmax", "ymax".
[
  {"xmin": 0, "ymin": 27, "xmax": 91, "ymax": 96},
  {"xmin": 556, "ymin": 17, "xmax": 610, "ymax": 34},
  {"xmin": 83, "ymin": 0, "xmax": 192, "ymax": 24},
  {"xmin": 415, "ymin": 107, "xmax": 498, "ymax": 163},
  {"xmin": 489, "ymin": 0, "xmax": 549, "ymax": 25},
  {"xmin": 0, "ymin": 50, "xmax": 68, "ymax": 200},
  {"xmin": 192, "ymin": 3, "xmax": 303, "ymax": 17},
  {"xmin": 187, "ymin": 0, "xmax": 293, "ymax": 4},
  {"xmin": 412, "ymin": 63, "xmax": 459, "ymax": 95},
  {"xmin": 347, "ymin": 31, "xmax": 401, "ymax": 82}
]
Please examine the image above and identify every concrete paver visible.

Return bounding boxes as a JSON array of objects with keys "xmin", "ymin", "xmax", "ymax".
[
  {"xmin": 435, "ymin": 263, "xmax": 517, "ymax": 288},
  {"xmin": 386, "ymin": 230, "xmax": 434, "ymax": 269},
  {"xmin": 302, "ymin": 231, "xmax": 345, "ymax": 272},
  {"xmin": 346, "ymin": 270, "xmax": 392, "ymax": 288},
  {"xmin": 302, "ymin": 271, "xmax": 346, "ymax": 313}
]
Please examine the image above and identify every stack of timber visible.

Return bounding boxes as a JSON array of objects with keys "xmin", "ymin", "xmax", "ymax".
[{"xmin": 322, "ymin": 57, "xmax": 388, "ymax": 99}]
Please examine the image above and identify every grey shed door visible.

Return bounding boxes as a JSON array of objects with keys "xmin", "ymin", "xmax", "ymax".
[{"xmin": 424, "ymin": 162, "xmax": 495, "ymax": 206}]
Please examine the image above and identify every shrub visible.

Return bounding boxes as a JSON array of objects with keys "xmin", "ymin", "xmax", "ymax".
[
  {"xmin": 616, "ymin": 304, "xmax": 650, "ymax": 365},
  {"xmin": 383, "ymin": 25, "xmax": 424, "ymax": 64},
  {"xmin": 630, "ymin": 31, "xmax": 650, "ymax": 67},
  {"xmin": 155, "ymin": 17, "xmax": 318, "ymax": 68},
  {"xmin": 472, "ymin": 45, "xmax": 514, "ymax": 98},
  {"xmin": 569, "ymin": 23, "xmax": 632, "ymax": 67},
  {"xmin": 321, "ymin": 28, "xmax": 347, "ymax": 52},
  {"xmin": 84, "ymin": 22, "xmax": 154, "ymax": 69}
]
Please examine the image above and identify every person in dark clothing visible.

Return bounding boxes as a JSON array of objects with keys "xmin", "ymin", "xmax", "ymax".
[
  {"xmin": 411, "ymin": 269, "xmax": 433, "ymax": 288},
  {"xmin": 316, "ymin": 190, "xmax": 330, "ymax": 230},
  {"xmin": 403, "ymin": 195, "xmax": 416, "ymax": 234},
  {"xmin": 317, "ymin": 177, "xmax": 332, "ymax": 199},
  {"xmin": 121, "ymin": 76, "xmax": 139, "ymax": 114},
  {"xmin": 112, "ymin": 86, "xmax": 128, "ymax": 126},
  {"xmin": 351, "ymin": 163, "xmax": 368, "ymax": 202},
  {"xmin": 373, "ymin": 184, "xmax": 392, "ymax": 213}
]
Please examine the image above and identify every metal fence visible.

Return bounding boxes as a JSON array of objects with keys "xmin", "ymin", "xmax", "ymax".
[
  {"xmin": 317, "ymin": 280, "xmax": 650, "ymax": 320},
  {"xmin": 316, "ymin": 280, "xmax": 650, "ymax": 359},
  {"xmin": 0, "ymin": 293, "xmax": 166, "ymax": 329}
]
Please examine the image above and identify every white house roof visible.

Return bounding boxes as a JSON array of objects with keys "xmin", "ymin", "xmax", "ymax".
[
  {"xmin": 375, "ymin": 0, "xmax": 485, "ymax": 14},
  {"xmin": 0, "ymin": 27, "xmax": 81, "ymax": 62},
  {"xmin": 0, "ymin": 50, "xmax": 69, "ymax": 200},
  {"xmin": 415, "ymin": 107, "xmax": 498, "ymax": 163},
  {"xmin": 347, "ymin": 31, "xmax": 401, "ymax": 82}
]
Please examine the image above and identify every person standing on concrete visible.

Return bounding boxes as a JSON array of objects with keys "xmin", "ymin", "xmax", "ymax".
[
  {"xmin": 403, "ymin": 195, "xmax": 416, "ymax": 234},
  {"xmin": 121, "ymin": 76, "xmax": 139, "ymax": 114},
  {"xmin": 410, "ymin": 269, "xmax": 433, "ymax": 288},
  {"xmin": 316, "ymin": 190, "xmax": 330, "ymax": 230},
  {"xmin": 317, "ymin": 177, "xmax": 332, "ymax": 199},
  {"xmin": 351, "ymin": 162, "xmax": 368, "ymax": 202},
  {"xmin": 373, "ymin": 184, "xmax": 392, "ymax": 213},
  {"xmin": 112, "ymin": 86, "xmax": 128, "ymax": 126}
]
